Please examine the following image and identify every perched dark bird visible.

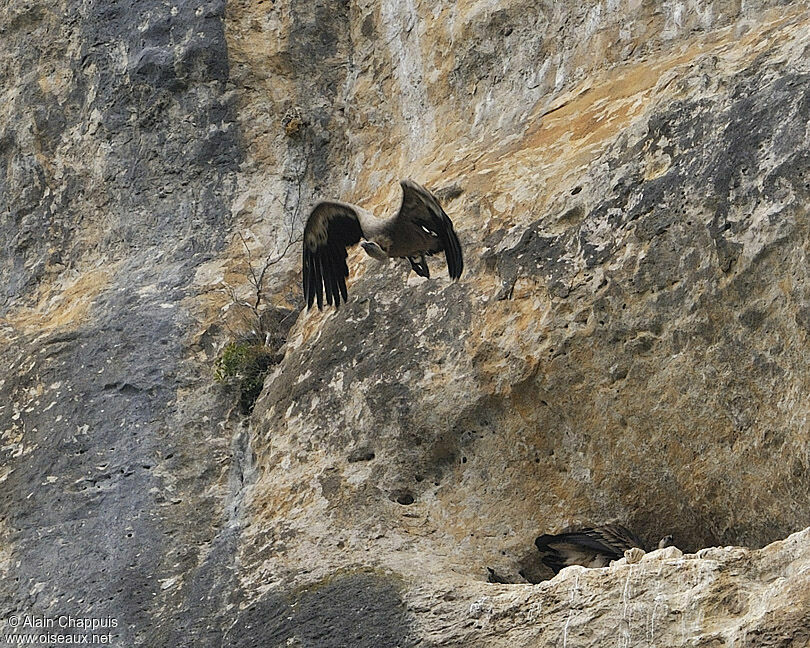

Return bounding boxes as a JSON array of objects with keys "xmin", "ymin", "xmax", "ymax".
[
  {"xmin": 302, "ymin": 179, "xmax": 463, "ymax": 310},
  {"xmin": 534, "ymin": 524, "xmax": 673, "ymax": 574}
]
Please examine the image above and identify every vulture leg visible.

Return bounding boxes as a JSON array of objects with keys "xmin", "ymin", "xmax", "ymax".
[{"xmin": 407, "ymin": 253, "xmax": 430, "ymax": 278}]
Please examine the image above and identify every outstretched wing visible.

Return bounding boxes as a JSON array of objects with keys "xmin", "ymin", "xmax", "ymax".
[
  {"xmin": 398, "ymin": 179, "xmax": 463, "ymax": 280},
  {"xmin": 550, "ymin": 525, "xmax": 639, "ymax": 556},
  {"xmin": 589, "ymin": 524, "xmax": 644, "ymax": 552},
  {"xmin": 302, "ymin": 201, "xmax": 363, "ymax": 310}
]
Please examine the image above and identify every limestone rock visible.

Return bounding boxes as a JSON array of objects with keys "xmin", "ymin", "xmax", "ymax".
[{"xmin": 2, "ymin": 0, "xmax": 810, "ymax": 646}]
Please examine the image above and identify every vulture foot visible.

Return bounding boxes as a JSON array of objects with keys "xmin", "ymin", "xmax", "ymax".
[{"xmin": 407, "ymin": 254, "xmax": 430, "ymax": 278}]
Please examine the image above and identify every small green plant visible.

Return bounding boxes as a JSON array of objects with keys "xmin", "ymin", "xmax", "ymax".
[{"xmin": 214, "ymin": 341, "xmax": 274, "ymax": 414}]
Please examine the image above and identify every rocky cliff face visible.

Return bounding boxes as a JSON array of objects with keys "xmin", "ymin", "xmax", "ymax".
[{"xmin": 2, "ymin": 1, "xmax": 810, "ymax": 646}]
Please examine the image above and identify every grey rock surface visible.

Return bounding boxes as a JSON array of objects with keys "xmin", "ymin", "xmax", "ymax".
[
  {"xmin": 2, "ymin": 1, "xmax": 810, "ymax": 646},
  {"xmin": 1, "ymin": 0, "xmax": 242, "ymax": 645}
]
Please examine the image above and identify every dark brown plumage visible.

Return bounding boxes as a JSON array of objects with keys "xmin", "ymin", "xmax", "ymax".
[
  {"xmin": 535, "ymin": 524, "xmax": 672, "ymax": 574},
  {"xmin": 302, "ymin": 179, "xmax": 463, "ymax": 310}
]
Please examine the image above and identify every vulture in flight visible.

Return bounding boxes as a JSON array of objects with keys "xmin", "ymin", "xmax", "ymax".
[
  {"xmin": 535, "ymin": 524, "xmax": 673, "ymax": 574},
  {"xmin": 302, "ymin": 179, "xmax": 463, "ymax": 310}
]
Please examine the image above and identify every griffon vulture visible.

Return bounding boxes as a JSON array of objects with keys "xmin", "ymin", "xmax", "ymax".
[
  {"xmin": 535, "ymin": 524, "xmax": 674, "ymax": 574},
  {"xmin": 302, "ymin": 179, "xmax": 463, "ymax": 310}
]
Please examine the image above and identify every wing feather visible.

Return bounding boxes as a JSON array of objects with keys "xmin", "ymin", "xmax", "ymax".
[
  {"xmin": 302, "ymin": 201, "xmax": 363, "ymax": 310},
  {"xmin": 398, "ymin": 180, "xmax": 464, "ymax": 280},
  {"xmin": 314, "ymin": 254, "xmax": 324, "ymax": 310},
  {"xmin": 535, "ymin": 524, "xmax": 643, "ymax": 574}
]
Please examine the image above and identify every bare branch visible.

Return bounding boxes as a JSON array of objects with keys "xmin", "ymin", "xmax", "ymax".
[
  {"xmin": 220, "ymin": 127, "xmax": 312, "ymax": 338},
  {"xmin": 248, "ymin": 139, "xmax": 312, "ymax": 322},
  {"xmin": 236, "ymin": 232, "xmax": 261, "ymax": 292}
]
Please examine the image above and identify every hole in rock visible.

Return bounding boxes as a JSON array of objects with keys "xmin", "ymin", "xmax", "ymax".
[
  {"xmin": 391, "ymin": 490, "xmax": 415, "ymax": 505},
  {"xmin": 347, "ymin": 447, "xmax": 375, "ymax": 463}
]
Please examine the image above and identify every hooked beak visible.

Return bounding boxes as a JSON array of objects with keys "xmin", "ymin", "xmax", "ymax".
[{"xmin": 361, "ymin": 241, "xmax": 388, "ymax": 261}]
